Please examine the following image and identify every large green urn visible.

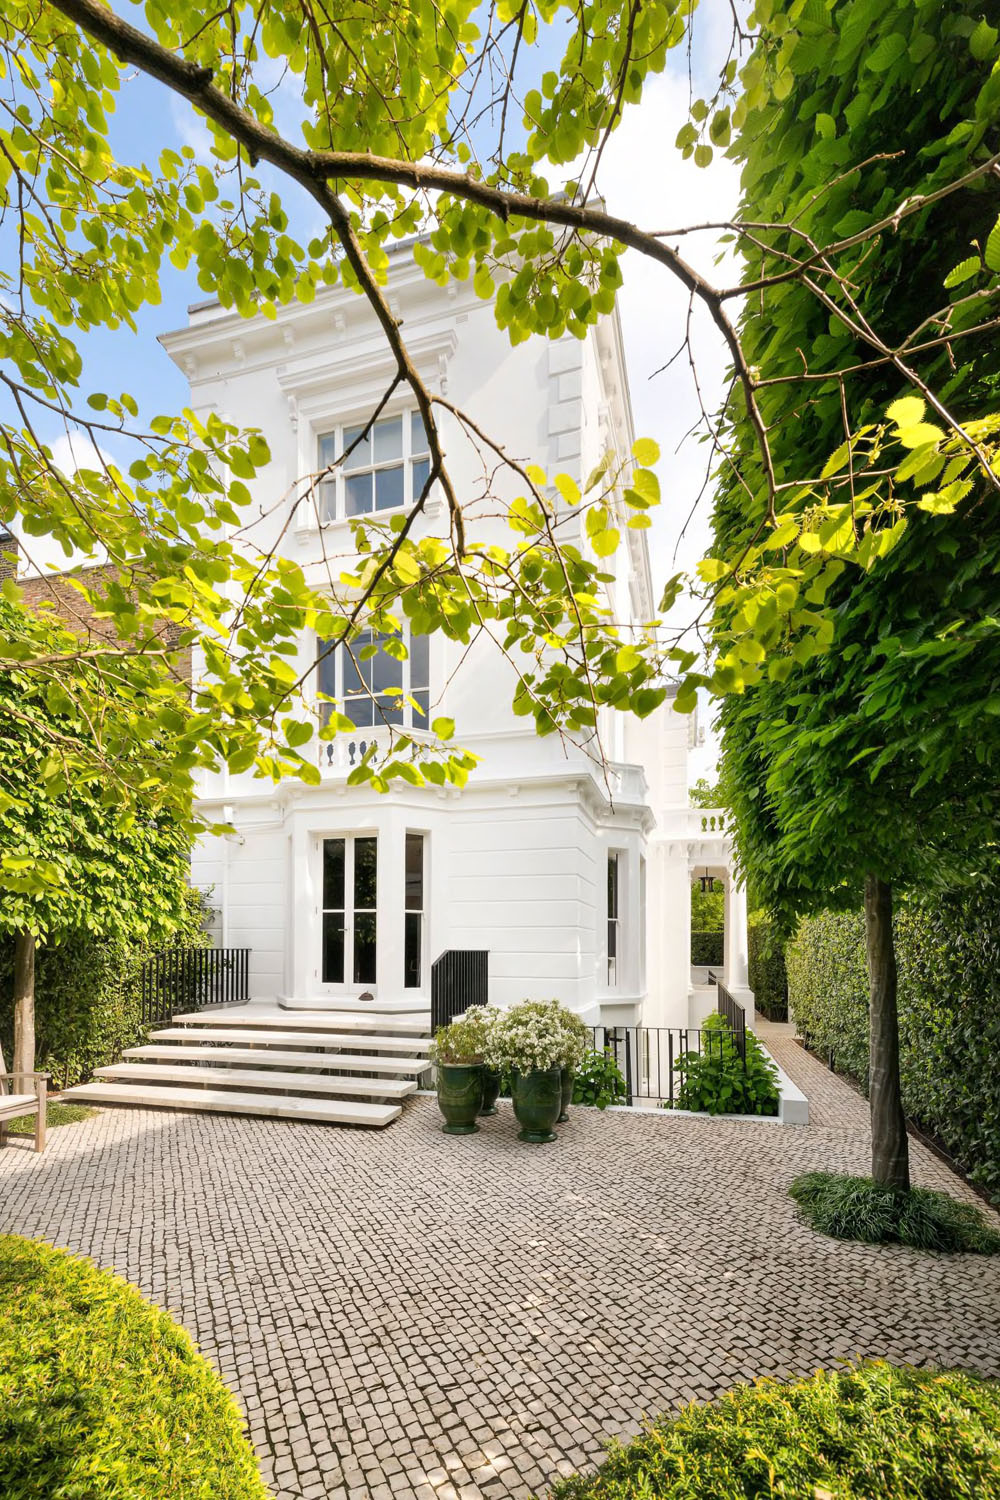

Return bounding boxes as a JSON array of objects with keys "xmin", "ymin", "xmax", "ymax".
[
  {"xmin": 511, "ymin": 1066, "xmax": 562, "ymax": 1144},
  {"xmin": 558, "ymin": 1067, "xmax": 574, "ymax": 1124},
  {"xmin": 479, "ymin": 1068, "xmax": 502, "ymax": 1117},
  {"xmin": 436, "ymin": 1063, "xmax": 484, "ymax": 1135}
]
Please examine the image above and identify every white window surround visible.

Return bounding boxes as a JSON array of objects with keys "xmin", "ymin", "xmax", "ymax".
[
  {"xmin": 317, "ymin": 411, "xmax": 430, "ymax": 523},
  {"xmin": 275, "ymin": 325, "xmax": 457, "ymax": 535},
  {"xmin": 315, "ymin": 626, "xmax": 430, "ymax": 732}
]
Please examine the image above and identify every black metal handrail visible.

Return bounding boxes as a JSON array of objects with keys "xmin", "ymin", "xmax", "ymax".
[
  {"xmin": 431, "ymin": 949, "xmax": 488, "ymax": 1032},
  {"xmin": 716, "ymin": 980, "xmax": 747, "ymax": 1061},
  {"xmin": 141, "ymin": 947, "xmax": 250, "ymax": 1027},
  {"xmin": 589, "ymin": 1024, "xmax": 738, "ymax": 1106}
]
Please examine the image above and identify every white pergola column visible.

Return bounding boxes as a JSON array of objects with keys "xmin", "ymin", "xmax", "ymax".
[{"xmin": 724, "ymin": 874, "xmax": 750, "ymax": 994}]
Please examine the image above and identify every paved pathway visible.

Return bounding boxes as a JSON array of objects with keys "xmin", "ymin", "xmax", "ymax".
[{"xmin": 1, "ymin": 1036, "xmax": 999, "ymax": 1500}]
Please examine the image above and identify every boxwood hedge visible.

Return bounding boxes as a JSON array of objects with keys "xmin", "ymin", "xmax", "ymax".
[
  {"xmin": 0, "ymin": 891, "xmax": 209, "ymax": 1090},
  {"xmin": 787, "ymin": 894, "xmax": 1000, "ymax": 1204},
  {"xmin": 551, "ymin": 1362, "xmax": 1000, "ymax": 1500},
  {"xmin": 0, "ymin": 1234, "xmax": 268, "ymax": 1499}
]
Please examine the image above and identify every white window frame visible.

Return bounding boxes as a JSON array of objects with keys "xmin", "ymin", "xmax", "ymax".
[
  {"xmin": 316, "ymin": 410, "xmax": 431, "ymax": 524},
  {"xmin": 607, "ymin": 851, "xmax": 621, "ymax": 988},
  {"xmin": 316, "ymin": 626, "xmax": 431, "ymax": 732}
]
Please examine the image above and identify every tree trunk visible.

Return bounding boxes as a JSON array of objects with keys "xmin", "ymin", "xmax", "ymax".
[
  {"xmin": 863, "ymin": 874, "xmax": 909, "ymax": 1192},
  {"xmin": 12, "ymin": 930, "xmax": 36, "ymax": 1088}
]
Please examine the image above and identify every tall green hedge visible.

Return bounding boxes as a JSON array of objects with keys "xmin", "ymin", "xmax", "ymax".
[
  {"xmin": 0, "ymin": 893, "xmax": 210, "ymax": 1089},
  {"xmin": 748, "ymin": 920, "xmax": 788, "ymax": 1021},
  {"xmin": 691, "ymin": 931, "xmax": 724, "ymax": 967},
  {"xmin": 787, "ymin": 897, "xmax": 1000, "ymax": 1204}
]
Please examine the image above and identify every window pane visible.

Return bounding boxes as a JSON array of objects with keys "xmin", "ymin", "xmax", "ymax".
[
  {"xmin": 343, "ymin": 425, "xmax": 372, "ymax": 471},
  {"xmin": 411, "ymin": 411, "xmax": 429, "ymax": 456},
  {"xmin": 346, "ymin": 472, "xmax": 373, "ymax": 516},
  {"xmin": 404, "ymin": 911, "xmax": 421, "ymax": 989},
  {"xmin": 354, "ymin": 911, "xmax": 377, "ymax": 984},
  {"xmin": 374, "ymin": 416, "xmax": 402, "ymax": 463},
  {"xmin": 322, "ymin": 911, "xmax": 345, "ymax": 984},
  {"xmin": 372, "ymin": 636, "xmax": 402, "ymax": 722},
  {"xmin": 405, "ymin": 833, "xmax": 423, "ymax": 912},
  {"xmin": 323, "ymin": 838, "xmax": 345, "ymax": 911},
  {"xmin": 317, "ymin": 639, "xmax": 337, "ymax": 703},
  {"xmin": 411, "ymin": 689, "xmax": 429, "ymax": 724},
  {"xmin": 410, "ymin": 633, "xmax": 429, "ymax": 693},
  {"xmin": 321, "ymin": 479, "xmax": 337, "ymax": 522},
  {"xmin": 354, "ymin": 835, "xmax": 377, "ymax": 910},
  {"xmin": 318, "ymin": 433, "xmax": 338, "ymax": 468},
  {"xmin": 375, "ymin": 465, "xmax": 404, "ymax": 510},
  {"xmin": 411, "ymin": 456, "xmax": 431, "ymax": 497},
  {"xmin": 608, "ymin": 854, "xmax": 619, "ymax": 918}
]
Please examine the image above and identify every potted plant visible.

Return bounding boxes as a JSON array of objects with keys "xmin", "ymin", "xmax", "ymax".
[
  {"xmin": 455, "ymin": 1005, "xmax": 503, "ymax": 1116},
  {"xmin": 487, "ymin": 1000, "xmax": 578, "ymax": 1143},
  {"xmin": 554, "ymin": 1007, "xmax": 589, "ymax": 1122},
  {"xmin": 430, "ymin": 1015, "xmax": 486, "ymax": 1135}
]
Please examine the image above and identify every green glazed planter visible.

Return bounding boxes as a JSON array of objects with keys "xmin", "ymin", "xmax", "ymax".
[
  {"xmin": 511, "ymin": 1066, "xmax": 562, "ymax": 1144},
  {"xmin": 479, "ymin": 1068, "xmax": 502, "ymax": 1117},
  {"xmin": 436, "ymin": 1063, "xmax": 484, "ymax": 1135},
  {"xmin": 558, "ymin": 1067, "xmax": 574, "ymax": 1124}
]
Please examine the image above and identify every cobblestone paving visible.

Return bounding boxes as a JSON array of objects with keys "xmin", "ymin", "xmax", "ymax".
[{"xmin": 2, "ymin": 1040, "xmax": 999, "ymax": 1500}]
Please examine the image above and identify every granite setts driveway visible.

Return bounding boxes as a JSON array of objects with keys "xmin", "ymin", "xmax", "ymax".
[{"xmin": 2, "ymin": 1029, "xmax": 999, "ymax": 1500}]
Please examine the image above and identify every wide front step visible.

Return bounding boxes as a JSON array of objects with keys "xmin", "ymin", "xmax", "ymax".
[
  {"xmin": 172, "ymin": 1007, "xmax": 432, "ymax": 1036},
  {"xmin": 124, "ymin": 1044, "xmax": 430, "ymax": 1075},
  {"xmin": 149, "ymin": 1026, "xmax": 432, "ymax": 1053},
  {"xmin": 95, "ymin": 1063, "xmax": 418, "ymax": 1100},
  {"xmin": 64, "ymin": 1082, "xmax": 401, "ymax": 1127}
]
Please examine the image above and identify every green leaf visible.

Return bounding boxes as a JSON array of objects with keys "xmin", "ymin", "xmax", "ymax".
[
  {"xmin": 632, "ymin": 437, "xmax": 660, "ymax": 467},
  {"xmin": 944, "ymin": 256, "xmax": 981, "ymax": 289}
]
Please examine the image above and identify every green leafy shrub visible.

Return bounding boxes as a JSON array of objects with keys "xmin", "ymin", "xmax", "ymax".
[
  {"xmin": 690, "ymin": 930, "xmax": 724, "ymax": 967},
  {"xmin": 431, "ymin": 1008, "xmax": 497, "ymax": 1064},
  {"xmin": 0, "ymin": 1234, "xmax": 268, "ymax": 1499},
  {"xmin": 790, "ymin": 1172, "xmax": 1000, "ymax": 1255},
  {"xmin": 747, "ymin": 918, "xmax": 788, "ymax": 1020},
  {"xmin": 549, "ymin": 1362, "xmax": 1000, "ymax": 1500},
  {"xmin": 572, "ymin": 1048, "xmax": 628, "ymax": 1109},
  {"xmin": 0, "ymin": 890, "xmax": 210, "ymax": 1090},
  {"xmin": 690, "ymin": 881, "xmax": 724, "ymax": 933},
  {"xmin": 787, "ymin": 894, "xmax": 1000, "ymax": 1203},
  {"xmin": 672, "ymin": 1013, "xmax": 779, "ymax": 1117}
]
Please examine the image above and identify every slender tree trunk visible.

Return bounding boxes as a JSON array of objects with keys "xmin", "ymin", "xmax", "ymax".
[
  {"xmin": 863, "ymin": 874, "xmax": 909, "ymax": 1192},
  {"xmin": 12, "ymin": 930, "xmax": 36, "ymax": 1088}
]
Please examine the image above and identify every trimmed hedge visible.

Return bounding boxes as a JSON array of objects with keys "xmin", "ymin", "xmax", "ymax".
[
  {"xmin": 691, "ymin": 930, "xmax": 724, "ymax": 967},
  {"xmin": 748, "ymin": 919, "xmax": 788, "ymax": 1020},
  {"xmin": 550, "ymin": 1362, "xmax": 1000, "ymax": 1500},
  {"xmin": 0, "ymin": 1234, "xmax": 268, "ymax": 1499},
  {"xmin": 787, "ymin": 897, "xmax": 1000, "ymax": 1204},
  {"xmin": 0, "ymin": 892, "xmax": 209, "ymax": 1090}
]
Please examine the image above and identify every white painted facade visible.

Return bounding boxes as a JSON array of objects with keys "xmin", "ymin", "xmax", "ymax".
[{"xmin": 161, "ymin": 255, "xmax": 750, "ymax": 1028}]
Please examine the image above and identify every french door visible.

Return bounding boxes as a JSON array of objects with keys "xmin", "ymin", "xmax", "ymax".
[{"xmin": 321, "ymin": 835, "xmax": 377, "ymax": 986}]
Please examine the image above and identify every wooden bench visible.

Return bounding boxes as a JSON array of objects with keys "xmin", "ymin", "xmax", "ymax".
[{"xmin": 0, "ymin": 1042, "xmax": 49, "ymax": 1152}]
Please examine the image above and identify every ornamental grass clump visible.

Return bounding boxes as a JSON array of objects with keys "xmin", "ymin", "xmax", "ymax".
[
  {"xmin": 789, "ymin": 1171, "xmax": 1000, "ymax": 1255},
  {"xmin": 549, "ymin": 1362, "xmax": 1000, "ymax": 1500},
  {"xmin": 0, "ymin": 1234, "xmax": 268, "ymax": 1500}
]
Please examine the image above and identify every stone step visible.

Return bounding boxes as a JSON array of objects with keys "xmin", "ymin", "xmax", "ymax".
[
  {"xmin": 149, "ymin": 1026, "xmax": 432, "ymax": 1053},
  {"xmin": 172, "ymin": 1007, "xmax": 431, "ymax": 1036},
  {"xmin": 124, "ymin": 1044, "xmax": 430, "ymax": 1075},
  {"xmin": 64, "ymin": 1081, "xmax": 401, "ymax": 1128},
  {"xmin": 278, "ymin": 995, "xmax": 430, "ymax": 1015},
  {"xmin": 95, "ymin": 1063, "xmax": 418, "ymax": 1100}
]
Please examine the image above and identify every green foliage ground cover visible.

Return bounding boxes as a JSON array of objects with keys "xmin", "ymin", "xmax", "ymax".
[
  {"xmin": 5, "ymin": 1104, "xmax": 96, "ymax": 1136},
  {"xmin": 0, "ymin": 1235, "xmax": 268, "ymax": 1500},
  {"xmin": 787, "ymin": 895, "xmax": 1000, "ymax": 1203},
  {"xmin": 790, "ymin": 1172, "xmax": 1000, "ymax": 1255},
  {"xmin": 672, "ymin": 1013, "xmax": 779, "ymax": 1117},
  {"xmin": 550, "ymin": 1363, "xmax": 1000, "ymax": 1500}
]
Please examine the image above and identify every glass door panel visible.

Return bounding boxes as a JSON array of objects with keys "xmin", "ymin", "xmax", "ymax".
[
  {"xmin": 353, "ymin": 836, "xmax": 378, "ymax": 984},
  {"xmin": 321, "ymin": 835, "xmax": 378, "ymax": 987},
  {"xmin": 322, "ymin": 838, "xmax": 346, "ymax": 983}
]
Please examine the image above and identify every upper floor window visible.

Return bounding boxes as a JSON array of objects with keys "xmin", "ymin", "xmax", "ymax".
[
  {"xmin": 317, "ymin": 628, "xmax": 429, "ymax": 730},
  {"xmin": 317, "ymin": 412, "xmax": 430, "ymax": 522}
]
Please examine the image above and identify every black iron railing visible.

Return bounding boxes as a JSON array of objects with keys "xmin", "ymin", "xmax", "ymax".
[
  {"xmin": 431, "ymin": 950, "xmax": 488, "ymax": 1032},
  {"xmin": 588, "ymin": 1024, "xmax": 738, "ymax": 1106},
  {"xmin": 141, "ymin": 947, "xmax": 250, "ymax": 1027},
  {"xmin": 715, "ymin": 980, "xmax": 747, "ymax": 1061}
]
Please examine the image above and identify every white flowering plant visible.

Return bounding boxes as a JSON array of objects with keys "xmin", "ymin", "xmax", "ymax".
[
  {"xmin": 486, "ymin": 1000, "xmax": 590, "ymax": 1075},
  {"xmin": 430, "ymin": 1005, "xmax": 502, "ymax": 1065}
]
